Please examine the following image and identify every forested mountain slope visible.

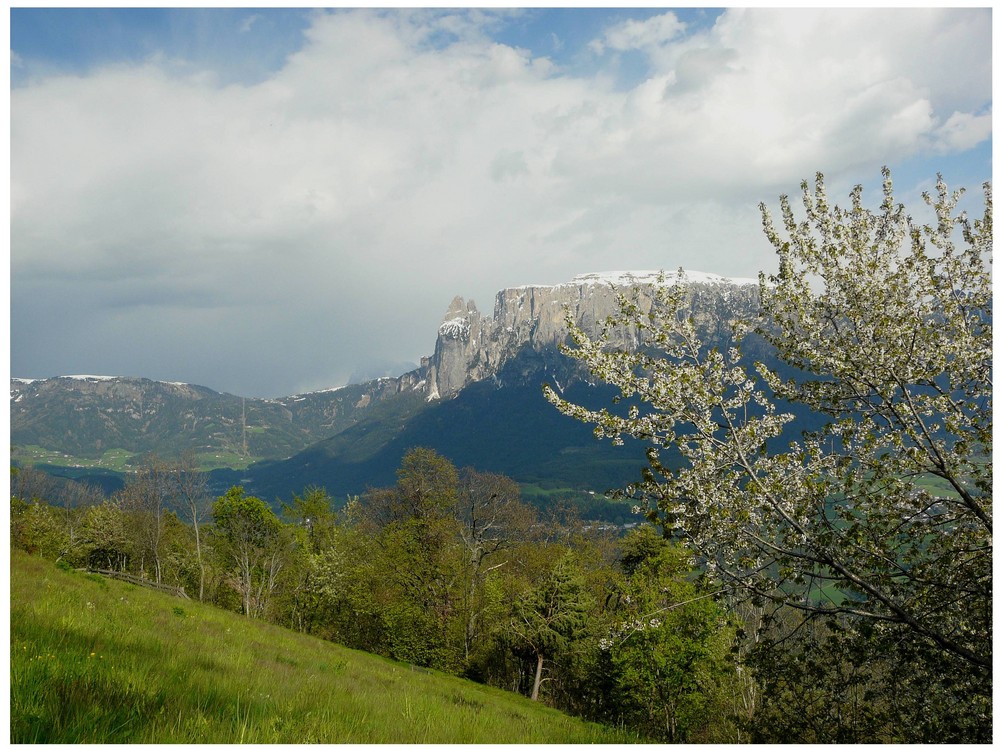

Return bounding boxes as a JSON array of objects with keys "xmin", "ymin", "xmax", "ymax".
[{"xmin": 12, "ymin": 270, "xmax": 766, "ymax": 503}]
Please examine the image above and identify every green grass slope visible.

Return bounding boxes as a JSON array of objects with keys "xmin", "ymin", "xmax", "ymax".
[{"xmin": 10, "ymin": 551, "xmax": 636, "ymax": 744}]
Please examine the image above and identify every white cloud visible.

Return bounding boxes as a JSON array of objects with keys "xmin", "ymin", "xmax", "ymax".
[
  {"xmin": 239, "ymin": 14, "xmax": 260, "ymax": 34},
  {"xmin": 599, "ymin": 12, "xmax": 687, "ymax": 53},
  {"xmin": 934, "ymin": 110, "xmax": 993, "ymax": 153},
  {"xmin": 10, "ymin": 8, "xmax": 992, "ymax": 396}
]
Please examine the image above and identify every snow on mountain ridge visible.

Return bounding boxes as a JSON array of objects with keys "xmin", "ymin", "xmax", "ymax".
[
  {"xmin": 424, "ymin": 268, "xmax": 763, "ymax": 401},
  {"xmin": 511, "ymin": 269, "xmax": 759, "ymax": 291},
  {"xmin": 13, "ymin": 271, "xmax": 761, "ymax": 405},
  {"xmin": 14, "ymin": 374, "xmax": 191, "ymax": 386}
]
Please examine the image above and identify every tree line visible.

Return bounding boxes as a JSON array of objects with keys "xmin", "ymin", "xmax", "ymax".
[
  {"xmin": 10, "ymin": 439, "xmax": 986, "ymax": 741},
  {"xmin": 12, "ymin": 450, "xmax": 753, "ymax": 742}
]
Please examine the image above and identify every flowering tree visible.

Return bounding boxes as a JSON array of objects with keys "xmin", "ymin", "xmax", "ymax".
[{"xmin": 544, "ymin": 171, "xmax": 991, "ymax": 708}]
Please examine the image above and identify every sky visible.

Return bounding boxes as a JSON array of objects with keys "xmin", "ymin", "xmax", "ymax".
[{"xmin": 9, "ymin": 7, "xmax": 993, "ymax": 398}]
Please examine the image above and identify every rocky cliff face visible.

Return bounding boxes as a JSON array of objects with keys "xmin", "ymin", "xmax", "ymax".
[
  {"xmin": 423, "ymin": 270, "xmax": 759, "ymax": 400},
  {"xmin": 11, "ymin": 270, "xmax": 760, "ymax": 466}
]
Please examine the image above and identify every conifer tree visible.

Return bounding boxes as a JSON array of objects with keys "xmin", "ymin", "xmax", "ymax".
[{"xmin": 509, "ymin": 554, "xmax": 592, "ymax": 701}]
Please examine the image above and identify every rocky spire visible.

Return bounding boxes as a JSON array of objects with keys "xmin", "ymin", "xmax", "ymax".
[{"xmin": 423, "ymin": 270, "xmax": 758, "ymax": 400}]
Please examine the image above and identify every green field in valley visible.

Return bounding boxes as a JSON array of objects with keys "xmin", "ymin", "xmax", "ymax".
[{"xmin": 11, "ymin": 445, "xmax": 138, "ymax": 472}]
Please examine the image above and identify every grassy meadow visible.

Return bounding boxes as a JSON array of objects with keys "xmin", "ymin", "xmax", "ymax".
[
  {"xmin": 11, "ymin": 551, "xmax": 636, "ymax": 743},
  {"xmin": 11, "ymin": 445, "xmax": 136, "ymax": 472}
]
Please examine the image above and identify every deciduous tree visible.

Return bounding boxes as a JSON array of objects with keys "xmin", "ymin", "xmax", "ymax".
[
  {"xmin": 168, "ymin": 454, "xmax": 212, "ymax": 601},
  {"xmin": 601, "ymin": 527, "xmax": 733, "ymax": 742},
  {"xmin": 117, "ymin": 458, "xmax": 172, "ymax": 583},
  {"xmin": 212, "ymin": 486, "xmax": 286, "ymax": 618},
  {"xmin": 545, "ymin": 170, "xmax": 991, "ymax": 738},
  {"xmin": 457, "ymin": 468, "xmax": 536, "ymax": 660}
]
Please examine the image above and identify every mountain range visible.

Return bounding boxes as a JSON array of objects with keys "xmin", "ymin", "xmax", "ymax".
[{"xmin": 12, "ymin": 270, "xmax": 764, "ymax": 513}]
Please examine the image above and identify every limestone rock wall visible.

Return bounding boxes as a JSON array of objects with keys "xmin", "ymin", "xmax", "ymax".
[{"xmin": 423, "ymin": 270, "xmax": 758, "ymax": 400}]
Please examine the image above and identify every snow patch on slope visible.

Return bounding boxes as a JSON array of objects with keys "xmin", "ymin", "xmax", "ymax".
[{"xmin": 439, "ymin": 317, "xmax": 471, "ymax": 339}]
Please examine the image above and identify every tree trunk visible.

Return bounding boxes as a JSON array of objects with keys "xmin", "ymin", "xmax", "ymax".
[
  {"xmin": 193, "ymin": 521, "xmax": 205, "ymax": 602},
  {"xmin": 530, "ymin": 653, "xmax": 544, "ymax": 701},
  {"xmin": 465, "ymin": 572, "xmax": 478, "ymax": 660}
]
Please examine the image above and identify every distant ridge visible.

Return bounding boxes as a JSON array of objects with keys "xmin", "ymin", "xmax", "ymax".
[
  {"xmin": 12, "ymin": 268, "xmax": 756, "ymax": 399},
  {"xmin": 13, "ymin": 269, "xmax": 770, "ymax": 503}
]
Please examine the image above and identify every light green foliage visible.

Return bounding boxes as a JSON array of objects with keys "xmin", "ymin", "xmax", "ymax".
[
  {"xmin": 368, "ymin": 449, "xmax": 466, "ymax": 669},
  {"xmin": 10, "ymin": 467, "xmax": 105, "ymax": 565},
  {"xmin": 212, "ymin": 486, "xmax": 287, "ymax": 618},
  {"xmin": 276, "ymin": 487, "xmax": 345, "ymax": 633},
  {"xmin": 395, "ymin": 446, "xmax": 460, "ymax": 520},
  {"xmin": 213, "ymin": 486, "xmax": 282, "ymax": 546},
  {"xmin": 457, "ymin": 468, "xmax": 537, "ymax": 660},
  {"xmin": 15, "ymin": 501, "xmax": 74, "ymax": 562},
  {"xmin": 80, "ymin": 501, "xmax": 132, "ymax": 571},
  {"xmin": 11, "ymin": 451, "xmax": 749, "ymax": 740},
  {"xmin": 281, "ymin": 486, "xmax": 338, "ymax": 554},
  {"xmin": 320, "ymin": 450, "xmax": 467, "ymax": 670},
  {"xmin": 545, "ymin": 170, "xmax": 991, "ymax": 740}
]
